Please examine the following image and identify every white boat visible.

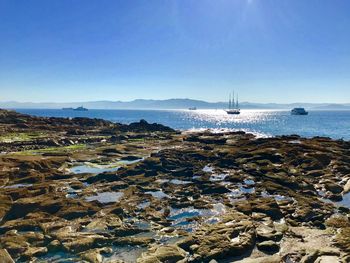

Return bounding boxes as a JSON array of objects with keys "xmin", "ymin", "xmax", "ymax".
[
  {"xmin": 291, "ymin": 108, "xmax": 308, "ymax": 115},
  {"xmin": 226, "ymin": 91, "xmax": 240, "ymax": 115}
]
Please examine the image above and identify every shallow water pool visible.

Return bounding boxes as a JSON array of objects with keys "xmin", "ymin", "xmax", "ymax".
[
  {"xmin": 70, "ymin": 164, "xmax": 120, "ymax": 174},
  {"xmin": 85, "ymin": 192, "xmax": 124, "ymax": 203}
]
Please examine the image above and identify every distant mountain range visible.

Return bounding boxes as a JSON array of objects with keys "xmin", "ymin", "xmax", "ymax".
[{"xmin": 1, "ymin": 99, "xmax": 350, "ymax": 110}]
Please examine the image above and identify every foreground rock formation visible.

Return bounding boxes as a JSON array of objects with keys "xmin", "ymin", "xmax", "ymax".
[{"xmin": 0, "ymin": 109, "xmax": 349, "ymax": 262}]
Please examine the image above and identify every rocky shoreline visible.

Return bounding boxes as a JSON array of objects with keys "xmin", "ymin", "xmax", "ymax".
[{"xmin": 0, "ymin": 109, "xmax": 349, "ymax": 262}]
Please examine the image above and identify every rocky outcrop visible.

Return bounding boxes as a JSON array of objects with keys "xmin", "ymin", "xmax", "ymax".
[
  {"xmin": 0, "ymin": 110, "xmax": 349, "ymax": 262},
  {"xmin": 119, "ymin": 119, "xmax": 175, "ymax": 133}
]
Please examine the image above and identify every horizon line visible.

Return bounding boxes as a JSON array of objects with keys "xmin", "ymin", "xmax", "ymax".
[{"xmin": 0, "ymin": 98, "xmax": 349, "ymax": 105}]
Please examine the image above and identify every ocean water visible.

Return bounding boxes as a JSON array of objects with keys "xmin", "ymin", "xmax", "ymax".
[{"xmin": 14, "ymin": 108, "xmax": 350, "ymax": 140}]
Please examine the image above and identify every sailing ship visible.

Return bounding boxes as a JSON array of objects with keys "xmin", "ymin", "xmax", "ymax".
[{"xmin": 226, "ymin": 91, "xmax": 240, "ymax": 115}]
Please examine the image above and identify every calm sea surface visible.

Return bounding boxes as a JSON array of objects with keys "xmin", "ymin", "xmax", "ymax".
[{"xmin": 14, "ymin": 109, "xmax": 350, "ymax": 140}]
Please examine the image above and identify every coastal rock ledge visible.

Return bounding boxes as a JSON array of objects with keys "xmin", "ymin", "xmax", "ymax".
[{"xmin": 0, "ymin": 109, "xmax": 349, "ymax": 262}]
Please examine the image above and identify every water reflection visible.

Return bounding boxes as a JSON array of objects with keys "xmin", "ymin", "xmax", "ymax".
[
  {"xmin": 184, "ymin": 109, "xmax": 275, "ymax": 125},
  {"xmin": 85, "ymin": 192, "xmax": 123, "ymax": 204},
  {"xmin": 182, "ymin": 109, "xmax": 278, "ymax": 137}
]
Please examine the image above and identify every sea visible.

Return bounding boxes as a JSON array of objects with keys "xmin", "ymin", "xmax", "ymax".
[{"xmin": 14, "ymin": 109, "xmax": 350, "ymax": 140}]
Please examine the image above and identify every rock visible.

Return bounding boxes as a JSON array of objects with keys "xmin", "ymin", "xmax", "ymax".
[
  {"xmin": 120, "ymin": 155, "xmax": 142, "ymax": 161},
  {"xmin": 21, "ymin": 247, "xmax": 48, "ymax": 260},
  {"xmin": 47, "ymin": 240, "xmax": 62, "ymax": 252},
  {"xmin": 249, "ymin": 150, "xmax": 283, "ymax": 163},
  {"xmin": 66, "ymin": 129, "xmax": 85, "ymax": 136},
  {"xmin": 0, "ymin": 194, "xmax": 12, "ymax": 219},
  {"xmin": 333, "ymin": 227, "xmax": 350, "ymax": 253},
  {"xmin": 343, "ymin": 178, "xmax": 350, "ymax": 193},
  {"xmin": 120, "ymin": 119, "xmax": 175, "ymax": 133},
  {"xmin": 55, "ymin": 203, "xmax": 98, "ymax": 220},
  {"xmin": 177, "ymin": 212, "xmax": 256, "ymax": 261},
  {"xmin": 200, "ymin": 184, "xmax": 230, "ymax": 194},
  {"xmin": 0, "ymin": 232, "xmax": 30, "ymax": 255},
  {"xmin": 306, "ymin": 170, "xmax": 324, "ymax": 177},
  {"xmin": 292, "ymin": 205, "xmax": 321, "ymax": 223},
  {"xmin": 171, "ymin": 167, "xmax": 193, "ymax": 177},
  {"xmin": 341, "ymin": 255, "xmax": 350, "ymax": 263},
  {"xmin": 300, "ymin": 248, "xmax": 340, "ymax": 263},
  {"xmin": 324, "ymin": 182, "xmax": 343, "ymax": 194},
  {"xmin": 115, "ymin": 236, "xmax": 155, "ymax": 246},
  {"xmin": 85, "ymin": 172, "xmax": 121, "ymax": 184},
  {"xmin": 85, "ymin": 215, "xmax": 122, "ymax": 231},
  {"xmin": 315, "ymin": 256, "xmax": 341, "ymax": 263},
  {"xmin": 61, "ymin": 234, "xmax": 110, "ymax": 253},
  {"xmin": 325, "ymin": 215, "xmax": 350, "ymax": 228},
  {"xmin": 0, "ymin": 249, "xmax": 15, "ymax": 263},
  {"xmin": 310, "ymin": 153, "xmax": 332, "ymax": 167},
  {"xmin": 137, "ymin": 245, "xmax": 187, "ymax": 263},
  {"xmin": 79, "ymin": 248, "xmax": 112, "ymax": 263},
  {"xmin": 44, "ymin": 139, "xmax": 61, "ymax": 147},
  {"xmin": 257, "ymin": 241, "xmax": 280, "ymax": 254},
  {"xmin": 256, "ymin": 225, "xmax": 283, "ymax": 242},
  {"xmin": 249, "ymin": 198, "xmax": 283, "ymax": 220},
  {"xmin": 3, "ymin": 195, "xmax": 63, "ymax": 221},
  {"xmin": 185, "ymin": 135, "xmax": 227, "ymax": 145},
  {"xmin": 327, "ymin": 193, "xmax": 343, "ymax": 201},
  {"xmin": 0, "ymin": 218, "xmax": 40, "ymax": 234}
]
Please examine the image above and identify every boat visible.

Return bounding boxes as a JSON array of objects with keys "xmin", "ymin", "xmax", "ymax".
[
  {"xmin": 62, "ymin": 107, "xmax": 73, "ymax": 110},
  {"xmin": 73, "ymin": 106, "xmax": 88, "ymax": 111},
  {"xmin": 291, "ymin": 108, "xmax": 308, "ymax": 115},
  {"xmin": 226, "ymin": 91, "xmax": 240, "ymax": 115},
  {"xmin": 188, "ymin": 107, "xmax": 197, "ymax": 110}
]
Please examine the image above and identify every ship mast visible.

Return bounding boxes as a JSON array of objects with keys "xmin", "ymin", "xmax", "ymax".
[
  {"xmin": 228, "ymin": 93, "xmax": 231, "ymax": 109},
  {"xmin": 236, "ymin": 94, "xmax": 239, "ymax": 109},
  {"xmin": 232, "ymin": 91, "xmax": 235, "ymax": 110}
]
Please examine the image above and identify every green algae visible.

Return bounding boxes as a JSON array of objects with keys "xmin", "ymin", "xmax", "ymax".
[
  {"xmin": 14, "ymin": 144, "xmax": 87, "ymax": 155},
  {"xmin": 0, "ymin": 132, "xmax": 47, "ymax": 143}
]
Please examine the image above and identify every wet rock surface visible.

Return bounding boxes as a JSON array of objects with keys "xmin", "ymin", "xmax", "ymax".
[{"xmin": 0, "ymin": 109, "xmax": 349, "ymax": 262}]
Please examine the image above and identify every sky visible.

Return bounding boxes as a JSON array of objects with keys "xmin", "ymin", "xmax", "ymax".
[{"xmin": 0, "ymin": 0, "xmax": 349, "ymax": 103}]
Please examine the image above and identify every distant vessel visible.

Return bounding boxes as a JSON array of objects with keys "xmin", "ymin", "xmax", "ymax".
[
  {"xmin": 62, "ymin": 107, "xmax": 73, "ymax": 110},
  {"xmin": 73, "ymin": 106, "xmax": 88, "ymax": 111},
  {"xmin": 226, "ymin": 91, "xmax": 240, "ymax": 115},
  {"xmin": 188, "ymin": 107, "xmax": 197, "ymax": 110},
  {"xmin": 291, "ymin": 108, "xmax": 308, "ymax": 115}
]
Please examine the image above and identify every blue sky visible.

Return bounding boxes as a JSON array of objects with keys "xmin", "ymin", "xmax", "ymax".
[{"xmin": 0, "ymin": 0, "xmax": 349, "ymax": 103}]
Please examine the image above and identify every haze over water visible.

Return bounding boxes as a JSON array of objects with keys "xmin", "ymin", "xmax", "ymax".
[{"xmin": 16, "ymin": 109, "xmax": 350, "ymax": 140}]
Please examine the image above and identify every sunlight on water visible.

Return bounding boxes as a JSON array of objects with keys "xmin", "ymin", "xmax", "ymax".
[
  {"xmin": 184, "ymin": 109, "xmax": 275, "ymax": 125},
  {"xmin": 182, "ymin": 109, "xmax": 278, "ymax": 137}
]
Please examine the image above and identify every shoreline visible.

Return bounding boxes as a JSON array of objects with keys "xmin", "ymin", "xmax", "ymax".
[
  {"xmin": 11, "ymin": 108, "xmax": 350, "ymax": 141},
  {"xmin": 0, "ymin": 109, "xmax": 349, "ymax": 262}
]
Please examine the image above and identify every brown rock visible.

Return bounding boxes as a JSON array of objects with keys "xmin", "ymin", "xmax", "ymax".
[
  {"xmin": 0, "ymin": 249, "xmax": 15, "ymax": 263},
  {"xmin": 137, "ymin": 245, "xmax": 187, "ymax": 263}
]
